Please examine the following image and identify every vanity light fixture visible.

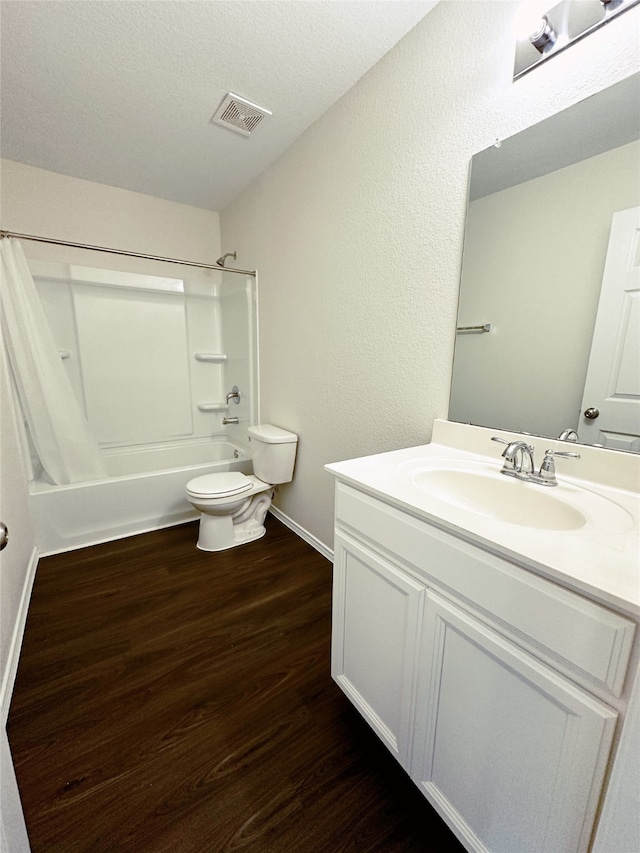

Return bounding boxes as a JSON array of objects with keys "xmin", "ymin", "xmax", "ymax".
[
  {"xmin": 514, "ymin": 0, "xmax": 640, "ymax": 79},
  {"xmin": 528, "ymin": 15, "xmax": 557, "ymax": 53}
]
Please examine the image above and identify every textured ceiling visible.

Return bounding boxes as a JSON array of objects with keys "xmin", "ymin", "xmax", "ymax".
[{"xmin": 0, "ymin": 1, "xmax": 438, "ymax": 211}]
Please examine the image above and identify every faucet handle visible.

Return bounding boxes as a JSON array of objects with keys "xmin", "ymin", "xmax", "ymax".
[
  {"xmin": 226, "ymin": 385, "xmax": 241, "ymax": 405},
  {"xmin": 534, "ymin": 449, "xmax": 580, "ymax": 486}
]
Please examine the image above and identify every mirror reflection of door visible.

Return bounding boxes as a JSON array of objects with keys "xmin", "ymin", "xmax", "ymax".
[
  {"xmin": 449, "ymin": 73, "xmax": 640, "ymax": 449},
  {"xmin": 580, "ymin": 207, "xmax": 640, "ymax": 451}
]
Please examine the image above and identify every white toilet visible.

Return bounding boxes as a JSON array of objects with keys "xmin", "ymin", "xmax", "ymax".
[{"xmin": 185, "ymin": 424, "xmax": 298, "ymax": 552}]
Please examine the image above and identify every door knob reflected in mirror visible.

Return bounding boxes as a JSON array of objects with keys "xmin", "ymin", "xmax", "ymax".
[
  {"xmin": 0, "ymin": 522, "xmax": 8, "ymax": 551},
  {"xmin": 583, "ymin": 407, "xmax": 600, "ymax": 420}
]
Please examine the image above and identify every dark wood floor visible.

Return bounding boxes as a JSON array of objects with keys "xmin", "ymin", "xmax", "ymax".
[{"xmin": 8, "ymin": 517, "xmax": 465, "ymax": 852}]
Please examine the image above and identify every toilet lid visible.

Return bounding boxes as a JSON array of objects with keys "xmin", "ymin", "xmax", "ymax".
[{"xmin": 186, "ymin": 472, "xmax": 252, "ymax": 498}]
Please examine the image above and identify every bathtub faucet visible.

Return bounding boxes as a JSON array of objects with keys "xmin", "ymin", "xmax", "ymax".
[
  {"xmin": 222, "ymin": 417, "xmax": 239, "ymax": 425},
  {"xmin": 226, "ymin": 386, "xmax": 241, "ymax": 405}
]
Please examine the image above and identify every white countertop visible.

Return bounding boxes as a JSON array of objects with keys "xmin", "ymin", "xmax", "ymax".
[{"xmin": 326, "ymin": 421, "xmax": 640, "ymax": 616}]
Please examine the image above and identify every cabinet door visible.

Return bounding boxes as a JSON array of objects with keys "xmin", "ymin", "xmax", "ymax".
[
  {"xmin": 412, "ymin": 591, "xmax": 618, "ymax": 853},
  {"xmin": 332, "ymin": 531, "xmax": 424, "ymax": 768}
]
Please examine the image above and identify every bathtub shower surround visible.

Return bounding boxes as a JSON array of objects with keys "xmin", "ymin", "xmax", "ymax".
[
  {"xmin": 29, "ymin": 259, "xmax": 256, "ymax": 456},
  {"xmin": 8, "ymin": 256, "xmax": 258, "ymax": 553}
]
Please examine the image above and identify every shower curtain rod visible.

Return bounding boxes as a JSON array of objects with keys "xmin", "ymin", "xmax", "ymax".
[{"xmin": 0, "ymin": 229, "xmax": 256, "ymax": 277}]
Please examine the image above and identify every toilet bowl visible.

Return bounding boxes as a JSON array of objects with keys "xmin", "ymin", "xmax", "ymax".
[{"xmin": 185, "ymin": 424, "xmax": 298, "ymax": 551}]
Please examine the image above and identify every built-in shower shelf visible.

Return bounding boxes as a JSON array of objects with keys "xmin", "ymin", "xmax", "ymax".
[
  {"xmin": 194, "ymin": 352, "xmax": 227, "ymax": 363},
  {"xmin": 197, "ymin": 402, "xmax": 229, "ymax": 413}
]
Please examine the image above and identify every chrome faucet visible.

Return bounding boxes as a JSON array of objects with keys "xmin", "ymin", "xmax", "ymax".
[
  {"xmin": 492, "ymin": 437, "xmax": 535, "ymax": 478},
  {"xmin": 558, "ymin": 428, "xmax": 579, "ymax": 442},
  {"xmin": 492, "ymin": 437, "xmax": 580, "ymax": 486},
  {"xmin": 505, "ymin": 441, "xmax": 536, "ymax": 480},
  {"xmin": 222, "ymin": 416, "xmax": 239, "ymax": 425},
  {"xmin": 226, "ymin": 385, "xmax": 241, "ymax": 405}
]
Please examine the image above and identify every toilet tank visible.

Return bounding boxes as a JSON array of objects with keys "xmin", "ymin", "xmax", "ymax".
[{"xmin": 247, "ymin": 424, "xmax": 298, "ymax": 484}]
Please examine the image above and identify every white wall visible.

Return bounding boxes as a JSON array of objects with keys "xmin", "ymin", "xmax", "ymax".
[
  {"xmin": 450, "ymin": 140, "xmax": 640, "ymax": 437},
  {"xmin": 0, "ymin": 342, "xmax": 35, "ymax": 850},
  {"xmin": 220, "ymin": 0, "xmax": 640, "ymax": 550},
  {"xmin": 0, "ymin": 159, "xmax": 221, "ymax": 273},
  {"xmin": 0, "ymin": 344, "xmax": 36, "ymax": 721}
]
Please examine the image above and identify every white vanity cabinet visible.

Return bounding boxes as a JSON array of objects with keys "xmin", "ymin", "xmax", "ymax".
[
  {"xmin": 331, "ymin": 530, "xmax": 424, "ymax": 768},
  {"xmin": 330, "ymin": 481, "xmax": 636, "ymax": 853}
]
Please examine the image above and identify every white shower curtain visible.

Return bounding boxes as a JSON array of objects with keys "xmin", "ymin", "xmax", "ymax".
[{"xmin": 0, "ymin": 237, "xmax": 107, "ymax": 484}]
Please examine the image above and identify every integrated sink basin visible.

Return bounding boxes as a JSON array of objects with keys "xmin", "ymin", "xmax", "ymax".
[
  {"xmin": 411, "ymin": 468, "xmax": 584, "ymax": 530},
  {"xmin": 397, "ymin": 458, "xmax": 633, "ymax": 533}
]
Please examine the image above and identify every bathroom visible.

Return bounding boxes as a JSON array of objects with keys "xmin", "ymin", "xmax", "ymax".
[{"xmin": 1, "ymin": 1, "xmax": 639, "ymax": 850}]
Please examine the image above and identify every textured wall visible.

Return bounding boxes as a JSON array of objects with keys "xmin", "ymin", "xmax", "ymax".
[
  {"xmin": 0, "ymin": 159, "xmax": 221, "ymax": 271},
  {"xmin": 221, "ymin": 0, "xmax": 640, "ymax": 550}
]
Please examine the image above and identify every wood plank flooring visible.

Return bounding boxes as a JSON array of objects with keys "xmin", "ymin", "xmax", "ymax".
[{"xmin": 8, "ymin": 517, "xmax": 465, "ymax": 852}]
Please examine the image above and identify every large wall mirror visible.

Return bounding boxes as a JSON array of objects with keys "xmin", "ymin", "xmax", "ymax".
[{"xmin": 449, "ymin": 73, "xmax": 640, "ymax": 452}]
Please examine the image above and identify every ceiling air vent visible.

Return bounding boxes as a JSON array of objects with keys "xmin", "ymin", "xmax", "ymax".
[{"xmin": 211, "ymin": 93, "xmax": 272, "ymax": 137}]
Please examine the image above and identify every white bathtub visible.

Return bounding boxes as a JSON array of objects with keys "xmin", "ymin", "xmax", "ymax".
[
  {"xmin": 28, "ymin": 438, "xmax": 251, "ymax": 555},
  {"xmin": 100, "ymin": 437, "xmax": 248, "ymax": 477}
]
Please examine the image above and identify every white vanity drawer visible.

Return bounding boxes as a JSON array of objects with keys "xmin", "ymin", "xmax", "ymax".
[{"xmin": 335, "ymin": 483, "xmax": 635, "ymax": 696}]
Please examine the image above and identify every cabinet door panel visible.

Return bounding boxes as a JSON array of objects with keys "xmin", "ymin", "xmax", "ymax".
[
  {"xmin": 412, "ymin": 592, "xmax": 617, "ymax": 853},
  {"xmin": 332, "ymin": 532, "xmax": 424, "ymax": 767}
]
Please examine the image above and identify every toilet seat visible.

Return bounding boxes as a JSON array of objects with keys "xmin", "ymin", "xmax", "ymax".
[{"xmin": 186, "ymin": 471, "xmax": 253, "ymax": 499}]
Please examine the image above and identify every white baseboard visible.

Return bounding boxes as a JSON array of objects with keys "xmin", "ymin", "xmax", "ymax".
[
  {"xmin": 268, "ymin": 506, "xmax": 333, "ymax": 562},
  {"xmin": 1, "ymin": 547, "xmax": 38, "ymax": 726}
]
